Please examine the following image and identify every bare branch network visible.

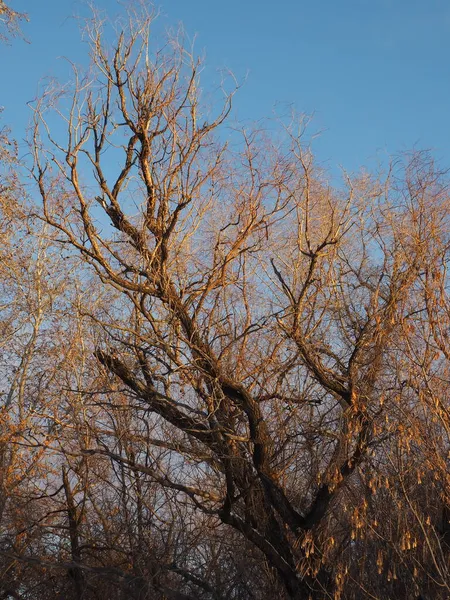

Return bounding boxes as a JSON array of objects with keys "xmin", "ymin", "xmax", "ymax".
[{"xmin": 0, "ymin": 4, "xmax": 449, "ymax": 599}]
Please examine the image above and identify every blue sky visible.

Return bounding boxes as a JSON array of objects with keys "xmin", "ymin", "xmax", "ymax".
[{"xmin": 2, "ymin": 0, "xmax": 450, "ymax": 177}]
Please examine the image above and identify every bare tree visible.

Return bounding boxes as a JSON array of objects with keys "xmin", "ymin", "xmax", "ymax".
[{"xmin": 0, "ymin": 4, "xmax": 447, "ymax": 600}]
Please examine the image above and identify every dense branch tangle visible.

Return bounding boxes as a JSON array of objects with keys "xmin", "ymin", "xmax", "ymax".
[{"xmin": 25, "ymin": 6, "xmax": 450, "ymax": 600}]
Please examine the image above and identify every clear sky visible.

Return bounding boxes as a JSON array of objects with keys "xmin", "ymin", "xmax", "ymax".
[{"xmin": 2, "ymin": 0, "xmax": 450, "ymax": 177}]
